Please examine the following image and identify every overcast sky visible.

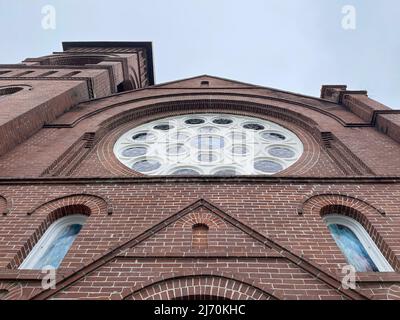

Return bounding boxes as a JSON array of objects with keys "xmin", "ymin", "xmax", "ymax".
[{"xmin": 0, "ymin": 0, "xmax": 399, "ymax": 109}]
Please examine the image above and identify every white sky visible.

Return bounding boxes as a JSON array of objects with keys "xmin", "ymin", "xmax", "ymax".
[{"xmin": 0, "ymin": 0, "xmax": 399, "ymax": 109}]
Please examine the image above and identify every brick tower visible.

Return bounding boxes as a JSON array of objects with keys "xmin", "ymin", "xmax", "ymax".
[{"xmin": 0, "ymin": 42, "xmax": 400, "ymax": 300}]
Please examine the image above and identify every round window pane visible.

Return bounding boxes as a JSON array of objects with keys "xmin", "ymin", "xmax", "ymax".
[
  {"xmin": 121, "ymin": 147, "xmax": 147, "ymax": 157},
  {"xmin": 243, "ymin": 123, "xmax": 265, "ymax": 131},
  {"xmin": 268, "ymin": 147, "xmax": 295, "ymax": 158},
  {"xmin": 114, "ymin": 113, "xmax": 303, "ymax": 175},
  {"xmin": 185, "ymin": 119, "xmax": 205, "ymax": 125},
  {"xmin": 132, "ymin": 132, "xmax": 155, "ymax": 141},
  {"xmin": 261, "ymin": 132, "xmax": 286, "ymax": 141},
  {"xmin": 213, "ymin": 118, "xmax": 233, "ymax": 125},
  {"xmin": 154, "ymin": 124, "xmax": 173, "ymax": 131},
  {"xmin": 132, "ymin": 159, "xmax": 161, "ymax": 172},
  {"xmin": 254, "ymin": 160, "xmax": 283, "ymax": 173}
]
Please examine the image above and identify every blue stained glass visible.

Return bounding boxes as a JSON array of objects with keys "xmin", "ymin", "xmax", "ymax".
[
  {"xmin": 34, "ymin": 224, "xmax": 83, "ymax": 269},
  {"xmin": 328, "ymin": 224, "xmax": 378, "ymax": 272}
]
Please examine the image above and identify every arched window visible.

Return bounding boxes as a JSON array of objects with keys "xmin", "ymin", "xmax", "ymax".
[
  {"xmin": 324, "ymin": 215, "xmax": 393, "ymax": 272},
  {"xmin": 19, "ymin": 215, "xmax": 87, "ymax": 270}
]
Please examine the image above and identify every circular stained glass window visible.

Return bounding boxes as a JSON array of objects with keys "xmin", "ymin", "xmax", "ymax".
[{"xmin": 114, "ymin": 113, "xmax": 303, "ymax": 175}]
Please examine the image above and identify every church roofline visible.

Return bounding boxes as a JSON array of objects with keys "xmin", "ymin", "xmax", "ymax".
[
  {"xmin": 61, "ymin": 41, "xmax": 155, "ymax": 85},
  {"xmin": 149, "ymin": 74, "xmax": 343, "ymax": 105}
]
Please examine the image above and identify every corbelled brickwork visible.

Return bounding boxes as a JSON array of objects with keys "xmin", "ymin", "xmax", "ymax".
[{"xmin": 0, "ymin": 42, "xmax": 399, "ymax": 300}]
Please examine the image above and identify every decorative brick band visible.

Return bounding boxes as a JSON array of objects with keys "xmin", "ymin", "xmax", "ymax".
[
  {"xmin": 300, "ymin": 193, "xmax": 399, "ymax": 271},
  {"xmin": 124, "ymin": 275, "xmax": 275, "ymax": 300}
]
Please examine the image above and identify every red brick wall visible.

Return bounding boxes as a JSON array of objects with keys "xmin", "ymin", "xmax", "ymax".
[
  {"xmin": 1, "ymin": 48, "xmax": 400, "ymax": 300},
  {"xmin": 0, "ymin": 180, "xmax": 399, "ymax": 300}
]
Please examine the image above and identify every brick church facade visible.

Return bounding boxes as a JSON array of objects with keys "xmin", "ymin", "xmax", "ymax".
[{"xmin": 0, "ymin": 42, "xmax": 400, "ymax": 300}]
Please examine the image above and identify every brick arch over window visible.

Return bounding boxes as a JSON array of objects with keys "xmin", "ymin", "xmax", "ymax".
[
  {"xmin": 124, "ymin": 275, "xmax": 277, "ymax": 300},
  {"xmin": 96, "ymin": 99, "xmax": 322, "ymax": 177},
  {"xmin": 8, "ymin": 194, "xmax": 109, "ymax": 269},
  {"xmin": 28, "ymin": 193, "xmax": 110, "ymax": 216},
  {"xmin": 175, "ymin": 210, "xmax": 227, "ymax": 229},
  {"xmin": 301, "ymin": 193, "xmax": 400, "ymax": 271}
]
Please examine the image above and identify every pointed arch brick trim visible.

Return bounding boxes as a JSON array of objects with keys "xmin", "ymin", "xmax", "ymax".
[
  {"xmin": 27, "ymin": 193, "xmax": 110, "ymax": 216},
  {"xmin": 124, "ymin": 275, "xmax": 276, "ymax": 300},
  {"xmin": 300, "ymin": 193, "xmax": 400, "ymax": 271},
  {"xmin": 8, "ymin": 194, "xmax": 109, "ymax": 269},
  {"xmin": 300, "ymin": 193, "xmax": 386, "ymax": 216}
]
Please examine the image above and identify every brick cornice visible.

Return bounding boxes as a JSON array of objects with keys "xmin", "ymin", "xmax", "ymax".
[
  {"xmin": 0, "ymin": 176, "xmax": 400, "ymax": 185},
  {"xmin": 44, "ymin": 91, "xmax": 369, "ymax": 128}
]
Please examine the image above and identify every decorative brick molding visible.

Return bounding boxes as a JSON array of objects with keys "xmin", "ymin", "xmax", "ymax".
[
  {"xmin": 27, "ymin": 193, "xmax": 109, "ymax": 216},
  {"xmin": 41, "ymin": 133, "xmax": 96, "ymax": 177},
  {"xmin": 8, "ymin": 194, "xmax": 109, "ymax": 269},
  {"xmin": 323, "ymin": 136, "xmax": 375, "ymax": 175},
  {"xmin": 175, "ymin": 207, "xmax": 227, "ymax": 229},
  {"xmin": 299, "ymin": 193, "xmax": 386, "ymax": 216},
  {"xmin": 124, "ymin": 275, "xmax": 275, "ymax": 300},
  {"xmin": 300, "ymin": 193, "xmax": 400, "ymax": 271}
]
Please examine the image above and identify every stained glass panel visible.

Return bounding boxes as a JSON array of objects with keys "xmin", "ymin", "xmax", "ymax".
[
  {"xmin": 33, "ymin": 224, "xmax": 83, "ymax": 269},
  {"xmin": 328, "ymin": 224, "xmax": 378, "ymax": 272}
]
